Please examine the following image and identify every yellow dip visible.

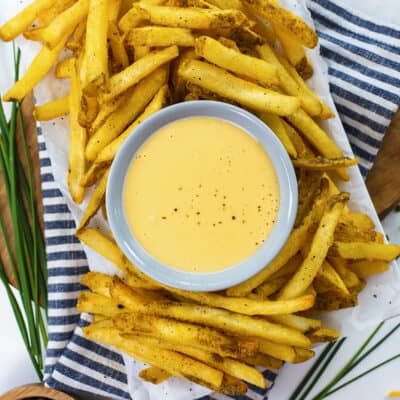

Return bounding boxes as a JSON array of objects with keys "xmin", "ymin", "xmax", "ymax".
[{"xmin": 124, "ymin": 117, "xmax": 279, "ymax": 273}]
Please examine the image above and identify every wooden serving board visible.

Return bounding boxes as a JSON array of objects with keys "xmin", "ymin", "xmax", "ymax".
[{"xmin": 1, "ymin": 95, "xmax": 399, "ymax": 283}]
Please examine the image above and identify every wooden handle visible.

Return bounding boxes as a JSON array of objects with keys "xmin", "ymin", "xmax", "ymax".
[{"xmin": 1, "ymin": 384, "xmax": 74, "ymax": 400}]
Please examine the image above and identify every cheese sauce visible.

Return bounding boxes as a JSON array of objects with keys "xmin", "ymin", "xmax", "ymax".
[{"xmin": 123, "ymin": 117, "xmax": 279, "ymax": 273}]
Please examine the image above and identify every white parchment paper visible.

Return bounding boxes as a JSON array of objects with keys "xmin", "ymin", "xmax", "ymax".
[{"xmin": 3, "ymin": 0, "xmax": 400, "ymax": 399}]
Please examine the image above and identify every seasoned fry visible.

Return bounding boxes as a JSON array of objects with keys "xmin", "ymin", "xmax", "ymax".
[
  {"xmin": 328, "ymin": 256, "xmax": 361, "ymax": 290},
  {"xmin": 84, "ymin": 323, "xmax": 225, "ymax": 389},
  {"xmin": 136, "ymin": 3, "xmax": 248, "ymax": 29},
  {"xmin": 95, "ymin": 84, "xmax": 169, "ymax": 163},
  {"xmin": 258, "ymin": 112, "xmax": 297, "ymax": 157},
  {"xmin": 86, "ymin": 67, "xmax": 167, "ymax": 161},
  {"xmin": 127, "ymin": 26, "xmax": 196, "ymax": 47},
  {"xmin": 308, "ymin": 328, "xmax": 339, "ymax": 343},
  {"xmin": 227, "ymin": 178, "xmax": 330, "ymax": 297},
  {"xmin": 131, "ymin": 335, "xmax": 265, "ymax": 388},
  {"xmin": 253, "ymin": 275, "xmax": 289, "ymax": 298},
  {"xmin": 83, "ymin": 0, "xmax": 109, "ymax": 93},
  {"xmin": 0, "ymin": 0, "xmax": 54, "ymax": 41},
  {"xmin": 178, "ymin": 59, "xmax": 300, "ymax": 116},
  {"xmin": 3, "ymin": 37, "xmax": 68, "ymax": 102},
  {"xmin": 255, "ymin": 339, "xmax": 297, "ymax": 362},
  {"xmin": 67, "ymin": 59, "xmax": 87, "ymax": 204},
  {"xmin": 139, "ymin": 367, "xmax": 171, "ymax": 384},
  {"xmin": 293, "ymin": 157, "xmax": 359, "ymax": 170},
  {"xmin": 108, "ymin": 22, "xmax": 129, "ymax": 71},
  {"xmin": 273, "ymin": 24, "xmax": 313, "ymax": 79},
  {"xmin": 118, "ymin": 6, "xmax": 150, "ymax": 33},
  {"xmin": 329, "ymin": 242, "xmax": 400, "ymax": 261},
  {"xmin": 347, "ymin": 260, "xmax": 390, "ymax": 277},
  {"xmin": 244, "ymin": 354, "xmax": 283, "ymax": 370},
  {"xmin": 55, "ymin": 58, "xmax": 75, "ymax": 79},
  {"xmin": 80, "ymin": 164, "xmax": 108, "ymax": 188},
  {"xmin": 104, "ymin": 46, "xmax": 178, "ymax": 102},
  {"xmin": 293, "ymin": 347, "xmax": 315, "ymax": 363},
  {"xmin": 77, "ymin": 169, "xmax": 110, "ymax": 230},
  {"xmin": 78, "ymin": 93, "xmax": 99, "ymax": 128},
  {"xmin": 244, "ymin": 0, "xmax": 318, "ymax": 48},
  {"xmin": 279, "ymin": 193, "xmax": 349, "ymax": 300},
  {"xmin": 268, "ymin": 314, "xmax": 322, "ymax": 333},
  {"xmin": 194, "ymin": 35, "xmax": 279, "ymax": 86},
  {"xmin": 33, "ymin": 96, "xmax": 69, "ymax": 121},
  {"xmin": 23, "ymin": 0, "xmax": 89, "ymax": 49},
  {"xmin": 115, "ymin": 313, "xmax": 258, "ymax": 358},
  {"xmin": 67, "ymin": 21, "xmax": 87, "ymax": 52},
  {"xmin": 77, "ymin": 291, "xmax": 127, "ymax": 316},
  {"xmin": 287, "ymin": 109, "xmax": 349, "ymax": 181},
  {"xmin": 111, "ymin": 278, "xmax": 311, "ymax": 347},
  {"xmin": 80, "ymin": 271, "xmax": 113, "ymax": 297},
  {"xmin": 315, "ymin": 261, "xmax": 350, "ymax": 297}
]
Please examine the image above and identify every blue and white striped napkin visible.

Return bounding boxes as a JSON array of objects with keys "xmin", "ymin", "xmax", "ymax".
[{"xmin": 42, "ymin": 0, "xmax": 400, "ymax": 399}]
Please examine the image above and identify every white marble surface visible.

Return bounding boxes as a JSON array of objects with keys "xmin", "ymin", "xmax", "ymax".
[{"xmin": 0, "ymin": 0, "xmax": 399, "ymax": 397}]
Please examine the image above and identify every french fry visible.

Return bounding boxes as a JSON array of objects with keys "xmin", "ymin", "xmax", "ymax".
[
  {"xmin": 347, "ymin": 260, "xmax": 390, "ymax": 277},
  {"xmin": 0, "ymin": 0, "xmax": 54, "ymax": 41},
  {"xmin": 253, "ymin": 275, "xmax": 289, "ymax": 298},
  {"xmin": 340, "ymin": 212, "xmax": 375, "ymax": 231},
  {"xmin": 33, "ymin": 96, "xmax": 69, "ymax": 121},
  {"xmin": 111, "ymin": 277, "xmax": 311, "ymax": 347},
  {"xmin": 80, "ymin": 271, "xmax": 113, "ymax": 297},
  {"xmin": 86, "ymin": 67, "xmax": 167, "ymax": 161},
  {"xmin": 67, "ymin": 21, "xmax": 87, "ymax": 52},
  {"xmin": 3, "ymin": 37, "xmax": 68, "ymax": 102},
  {"xmin": 334, "ymin": 220, "xmax": 376, "ymax": 243},
  {"xmin": 258, "ymin": 112, "xmax": 297, "ymax": 157},
  {"xmin": 268, "ymin": 314, "xmax": 322, "ymax": 333},
  {"xmin": 114, "ymin": 313, "xmax": 258, "ymax": 358},
  {"xmin": 134, "ymin": 45, "xmax": 151, "ymax": 61},
  {"xmin": 268, "ymin": 253, "xmax": 303, "ymax": 280},
  {"xmin": 131, "ymin": 335, "xmax": 265, "ymax": 388},
  {"xmin": 194, "ymin": 36, "xmax": 279, "ymax": 86},
  {"xmin": 95, "ymin": 84, "xmax": 169, "ymax": 163},
  {"xmin": 108, "ymin": 0, "xmax": 123, "ymax": 23},
  {"xmin": 164, "ymin": 286, "xmax": 315, "ymax": 316},
  {"xmin": 178, "ymin": 59, "xmax": 300, "ymax": 116},
  {"xmin": 226, "ymin": 178, "xmax": 330, "ymax": 297},
  {"xmin": 108, "ymin": 22, "xmax": 129, "ymax": 71},
  {"xmin": 279, "ymin": 193, "xmax": 349, "ymax": 300},
  {"xmin": 328, "ymin": 256, "xmax": 361, "ymax": 290},
  {"xmin": 78, "ymin": 93, "xmax": 99, "ymax": 128},
  {"xmin": 287, "ymin": 109, "xmax": 349, "ymax": 181},
  {"xmin": 136, "ymin": 3, "xmax": 249, "ymax": 29},
  {"xmin": 139, "ymin": 367, "xmax": 171, "ymax": 384},
  {"xmin": 103, "ymin": 46, "xmax": 178, "ymax": 102},
  {"xmin": 293, "ymin": 347, "xmax": 315, "ymax": 363},
  {"xmin": 127, "ymin": 26, "xmax": 196, "ymax": 47},
  {"xmin": 37, "ymin": 0, "xmax": 77, "ymax": 27},
  {"xmin": 313, "ymin": 290, "xmax": 358, "ymax": 311},
  {"xmin": 83, "ymin": 0, "xmax": 109, "ymax": 93},
  {"xmin": 244, "ymin": 0, "xmax": 318, "ymax": 48},
  {"xmin": 118, "ymin": 6, "xmax": 150, "ymax": 33},
  {"xmin": 80, "ymin": 164, "xmax": 108, "ymax": 188},
  {"xmin": 255, "ymin": 338, "xmax": 297, "ymax": 362},
  {"xmin": 329, "ymin": 242, "xmax": 400, "ymax": 261},
  {"xmin": 67, "ymin": 58, "xmax": 87, "ymax": 204},
  {"xmin": 244, "ymin": 354, "xmax": 283, "ymax": 370},
  {"xmin": 84, "ymin": 323, "xmax": 225, "ymax": 389},
  {"xmin": 273, "ymin": 24, "xmax": 313, "ymax": 80},
  {"xmin": 77, "ymin": 169, "xmax": 110, "ymax": 230},
  {"xmin": 315, "ymin": 261, "xmax": 350, "ymax": 297},
  {"xmin": 293, "ymin": 157, "xmax": 359, "ymax": 170},
  {"xmin": 23, "ymin": 0, "xmax": 89, "ymax": 49},
  {"xmin": 308, "ymin": 328, "xmax": 339, "ymax": 343},
  {"xmin": 282, "ymin": 119, "xmax": 311, "ymax": 157},
  {"xmin": 77, "ymin": 291, "xmax": 127, "ymax": 316},
  {"xmin": 55, "ymin": 58, "xmax": 75, "ymax": 79}
]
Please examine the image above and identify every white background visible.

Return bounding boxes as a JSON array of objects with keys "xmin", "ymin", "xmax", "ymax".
[{"xmin": 1, "ymin": 0, "xmax": 400, "ymax": 398}]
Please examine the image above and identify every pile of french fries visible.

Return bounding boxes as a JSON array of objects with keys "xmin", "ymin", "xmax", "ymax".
[{"xmin": 2, "ymin": 0, "xmax": 400, "ymax": 394}]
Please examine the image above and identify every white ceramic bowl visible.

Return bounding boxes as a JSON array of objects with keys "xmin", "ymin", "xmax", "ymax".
[{"xmin": 107, "ymin": 101, "xmax": 297, "ymax": 291}]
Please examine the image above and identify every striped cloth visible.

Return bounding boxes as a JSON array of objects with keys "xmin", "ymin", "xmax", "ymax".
[{"xmin": 42, "ymin": 0, "xmax": 400, "ymax": 399}]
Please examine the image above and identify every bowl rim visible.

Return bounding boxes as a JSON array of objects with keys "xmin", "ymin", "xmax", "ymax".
[{"xmin": 106, "ymin": 100, "xmax": 297, "ymax": 291}]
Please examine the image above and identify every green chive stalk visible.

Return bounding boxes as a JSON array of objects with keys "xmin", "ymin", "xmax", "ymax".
[{"xmin": 0, "ymin": 44, "xmax": 48, "ymax": 380}]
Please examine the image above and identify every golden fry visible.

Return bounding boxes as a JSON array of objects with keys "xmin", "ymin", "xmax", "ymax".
[
  {"xmin": 37, "ymin": 0, "xmax": 76, "ymax": 26},
  {"xmin": 80, "ymin": 271, "xmax": 113, "ymax": 297},
  {"xmin": 308, "ymin": 328, "xmax": 339, "ymax": 343},
  {"xmin": 104, "ymin": 46, "xmax": 178, "ymax": 102},
  {"xmin": 278, "ymin": 193, "xmax": 349, "ymax": 300},
  {"xmin": 195, "ymin": 36, "xmax": 279, "ymax": 86},
  {"xmin": 268, "ymin": 314, "xmax": 322, "ymax": 333},
  {"xmin": 136, "ymin": 3, "xmax": 248, "ymax": 29},
  {"xmin": 178, "ymin": 59, "xmax": 300, "ymax": 116},
  {"xmin": 67, "ymin": 59, "xmax": 86, "ymax": 204},
  {"xmin": 0, "ymin": 0, "xmax": 54, "ymax": 41},
  {"xmin": 55, "ymin": 58, "xmax": 75, "ymax": 79},
  {"xmin": 127, "ymin": 26, "xmax": 196, "ymax": 47},
  {"xmin": 139, "ymin": 367, "xmax": 171, "ymax": 384},
  {"xmin": 118, "ymin": 6, "xmax": 150, "ymax": 33},
  {"xmin": 244, "ymin": 354, "xmax": 283, "ymax": 370},
  {"xmin": 86, "ymin": 67, "xmax": 167, "ymax": 161},
  {"xmin": 23, "ymin": 0, "xmax": 89, "ymax": 49},
  {"xmin": 293, "ymin": 157, "xmax": 359, "ymax": 170},
  {"xmin": 77, "ymin": 169, "xmax": 110, "ymax": 230},
  {"xmin": 347, "ymin": 260, "xmax": 390, "ymax": 277},
  {"xmin": 3, "ymin": 37, "xmax": 68, "ymax": 102},
  {"xmin": 315, "ymin": 261, "xmax": 350, "ymax": 297},
  {"xmin": 330, "ymin": 242, "xmax": 400, "ymax": 261},
  {"xmin": 77, "ymin": 291, "xmax": 127, "ymax": 316},
  {"xmin": 108, "ymin": 22, "xmax": 129, "ymax": 71},
  {"xmin": 33, "ymin": 96, "xmax": 69, "ymax": 121}
]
